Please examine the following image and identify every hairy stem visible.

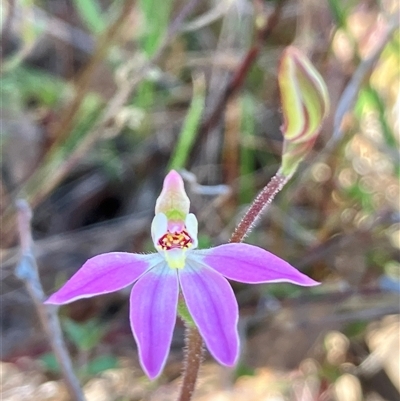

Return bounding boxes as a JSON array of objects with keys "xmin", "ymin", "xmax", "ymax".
[
  {"xmin": 178, "ymin": 326, "xmax": 204, "ymax": 401},
  {"xmin": 230, "ymin": 173, "xmax": 289, "ymax": 243},
  {"xmin": 177, "ymin": 173, "xmax": 290, "ymax": 401},
  {"xmin": 177, "ymin": 2, "xmax": 288, "ymax": 399}
]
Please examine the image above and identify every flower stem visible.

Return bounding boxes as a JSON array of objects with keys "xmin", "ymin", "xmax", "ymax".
[
  {"xmin": 177, "ymin": 173, "xmax": 290, "ymax": 400},
  {"xmin": 178, "ymin": 326, "xmax": 203, "ymax": 401},
  {"xmin": 230, "ymin": 172, "xmax": 290, "ymax": 243}
]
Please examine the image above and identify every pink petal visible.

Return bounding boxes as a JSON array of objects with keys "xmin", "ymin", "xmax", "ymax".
[
  {"xmin": 130, "ymin": 264, "xmax": 179, "ymax": 379},
  {"xmin": 197, "ymin": 244, "xmax": 319, "ymax": 286},
  {"xmin": 45, "ymin": 253, "xmax": 161, "ymax": 305},
  {"xmin": 179, "ymin": 262, "xmax": 239, "ymax": 366}
]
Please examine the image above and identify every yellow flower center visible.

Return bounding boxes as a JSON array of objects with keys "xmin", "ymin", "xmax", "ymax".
[
  {"xmin": 158, "ymin": 230, "xmax": 193, "ymax": 250},
  {"xmin": 156, "ymin": 229, "xmax": 194, "ymax": 269}
]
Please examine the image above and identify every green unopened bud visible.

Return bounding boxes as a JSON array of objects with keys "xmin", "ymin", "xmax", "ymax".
[{"xmin": 278, "ymin": 46, "xmax": 329, "ymax": 177}]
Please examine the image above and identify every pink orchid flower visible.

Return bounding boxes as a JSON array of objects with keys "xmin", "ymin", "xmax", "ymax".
[{"xmin": 45, "ymin": 170, "xmax": 318, "ymax": 379}]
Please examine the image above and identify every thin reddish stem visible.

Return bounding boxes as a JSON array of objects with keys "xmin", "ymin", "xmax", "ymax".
[
  {"xmin": 177, "ymin": 3, "xmax": 288, "ymax": 399},
  {"xmin": 230, "ymin": 173, "xmax": 289, "ymax": 243},
  {"xmin": 178, "ymin": 326, "xmax": 204, "ymax": 401}
]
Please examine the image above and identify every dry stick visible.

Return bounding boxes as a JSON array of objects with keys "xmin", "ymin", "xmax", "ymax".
[
  {"xmin": 189, "ymin": 0, "xmax": 286, "ymax": 161},
  {"xmin": 187, "ymin": 46, "xmax": 258, "ymax": 164},
  {"xmin": 63, "ymin": 0, "xmax": 202, "ymax": 154},
  {"xmin": 48, "ymin": 0, "xmax": 136, "ymax": 152},
  {"xmin": 15, "ymin": 200, "xmax": 85, "ymax": 401},
  {"xmin": 331, "ymin": 14, "xmax": 399, "ymax": 148},
  {"xmin": 0, "ymin": 1, "xmax": 135, "ymax": 242}
]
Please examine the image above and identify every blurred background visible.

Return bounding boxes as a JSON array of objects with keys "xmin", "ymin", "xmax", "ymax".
[{"xmin": 1, "ymin": 0, "xmax": 399, "ymax": 400}]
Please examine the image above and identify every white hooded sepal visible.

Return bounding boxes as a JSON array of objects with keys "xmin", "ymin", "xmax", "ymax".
[
  {"xmin": 151, "ymin": 213, "xmax": 168, "ymax": 246},
  {"xmin": 185, "ymin": 213, "xmax": 198, "ymax": 249}
]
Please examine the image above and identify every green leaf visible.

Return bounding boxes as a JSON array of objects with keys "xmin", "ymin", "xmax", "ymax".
[
  {"xmin": 168, "ymin": 75, "xmax": 206, "ymax": 170},
  {"xmin": 327, "ymin": 0, "xmax": 348, "ymax": 28},
  {"xmin": 366, "ymin": 85, "xmax": 397, "ymax": 149},
  {"xmin": 1, "ymin": 66, "xmax": 68, "ymax": 107},
  {"xmin": 139, "ymin": 0, "xmax": 173, "ymax": 56},
  {"xmin": 234, "ymin": 362, "xmax": 255, "ymax": 378},
  {"xmin": 40, "ymin": 352, "xmax": 61, "ymax": 373},
  {"xmin": 344, "ymin": 321, "xmax": 368, "ymax": 338},
  {"xmin": 85, "ymin": 355, "xmax": 119, "ymax": 375},
  {"xmin": 63, "ymin": 318, "xmax": 106, "ymax": 351},
  {"xmin": 263, "ymin": 282, "xmax": 303, "ymax": 298},
  {"xmin": 239, "ymin": 94, "xmax": 256, "ymax": 204},
  {"xmin": 73, "ymin": 0, "xmax": 107, "ymax": 34},
  {"xmin": 197, "ymin": 234, "xmax": 212, "ymax": 249}
]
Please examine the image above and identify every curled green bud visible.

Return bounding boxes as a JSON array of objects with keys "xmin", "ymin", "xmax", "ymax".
[{"xmin": 278, "ymin": 46, "xmax": 329, "ymax": 177}]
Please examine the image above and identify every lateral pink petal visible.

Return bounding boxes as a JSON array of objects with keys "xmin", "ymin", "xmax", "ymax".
[
  {"xmin": 130, "ymin": 265, "xmax": 179, "ymax": 379},
  {"xmin": 179, "ymin": 262, "xmax": 239, "ymax": 366},
  {"xmin": 198, "ymin": 244, "xmax": 319, "ymax": 286},
  {"xmin": 45, "ymin": 253, "xmax": 160, "ymax": 305}
]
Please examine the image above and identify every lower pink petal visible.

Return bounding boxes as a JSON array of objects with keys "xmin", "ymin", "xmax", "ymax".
[
  {"xmin": 197, "ymin": 244, "xmax": 319, "ymax": 286},
  {"xmin": 45, "ymin": 253, "xmax": 161, "ymax": 304},
  {"xmin": 130, "ymin": 264, "xmax": 179, "ymax": 379},
  {"xmin": 179, "ymin": 262, "xmax": 239, "ymax": 366}
]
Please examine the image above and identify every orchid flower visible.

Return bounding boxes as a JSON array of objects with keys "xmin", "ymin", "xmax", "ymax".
[{"xmin": 45, "ymin": 170, "xmax": 318, "ymax": 379}]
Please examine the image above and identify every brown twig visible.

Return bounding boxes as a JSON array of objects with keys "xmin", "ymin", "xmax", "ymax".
[
  {"xmin": 189, "ymin": 0, "xmax": 286, "ymax": 160},
  {"xmin": 15, "ymin": 199, "xmax": 85, "ymax": 401},
  {"xmin": 202, "ymin": 46, "xmax": 260, "ymax": 135}
]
